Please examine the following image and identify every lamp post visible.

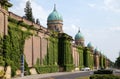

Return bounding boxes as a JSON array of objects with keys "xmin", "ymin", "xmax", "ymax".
[{"xmin": 21, "ymin": 54, "xmax": 24, "ymax": 77}]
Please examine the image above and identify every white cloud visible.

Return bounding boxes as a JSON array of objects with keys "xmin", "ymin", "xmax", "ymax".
[
  {"xmin": 109, "ymin": 26, "xmax": 120, "ymax": 31},
  {"xmin": 63, "ymin": 24, "xmax": 78, "ymax": 37},
  {"xmin": 88, "ymin": 3, "xmax": 96, "ymax": 8},
  {"xmin": 31, "ymin": 1, "xmax": 48, "ymax": 26},
  {"xmin": 103, "ymin": 0, "xmax": 120, "ymax": 12}
]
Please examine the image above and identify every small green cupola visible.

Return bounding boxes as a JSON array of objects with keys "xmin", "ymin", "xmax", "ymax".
[
  {"xmin": 95, "ymin": 48, "xmax": 99, "ymax": 52},
  {"xmin": 47, "ymin": 4, "xmax": 63, "ymax": 21},
  {"xmin": 75, "ymin": 29, "xmax": 84, "ymax": 46},
  {"xmin": 87, "ymin": 42, "xmax": 94, "ymax": 51},
  {"xmin": 87, "ymin": 42, "xmax": 93, "ymax": 48},
  {"xmin": 94, "ymin": 48, "xmax": 100, "ymax": 55},
  {"xmin": 75, "ymin": 30, "xmax": 84, "ymax": 40}
]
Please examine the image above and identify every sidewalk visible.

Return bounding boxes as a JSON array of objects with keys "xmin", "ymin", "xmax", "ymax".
[{"xmin": 12, "ymin": 71, "xmax": 85, "ymax": 79}]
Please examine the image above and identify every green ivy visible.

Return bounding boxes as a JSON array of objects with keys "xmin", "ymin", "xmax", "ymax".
[
  {"xmin": 103, "ymin": 57, "xmax": 106, "ymax": 68},
  {"xmin": 83, "ymin": 47, "xmax": 94, "ymax": 68},
  {"xmin": 43, "ymin": 36, "xmax": 58, "ymax": 65},
  {"xmin": 77, "ymin": 46, "xmax": 84, "ymax": 69},
  {"xmin": 0, "ymin": 35, "xmax": 5, "ymax": 66},
  {"xmin": 8, "ymin": 17, "xmax": 38, "ymax": 31},
  {"xmin": 3, "ymin": 22, "xmax": 31, "ymax": 76},
  {"xmin": 99, "ymin": 54, "xmax": 104, "ymax": 69},
  {"xmin": 0, "ymin": 0, "xmax": 12, "ymax": 10},
  {"xmin": 0, "ymin": 56, "xmax": 5, "ymax": 66},
  {"xmin": 83, "ymin": 47, "xmax": 89, "ymax": 67},
  {"xmin": 35, "ymin": 35, "xmax": 59, "ymax": 73},
  {"xmin": 58, "ymin": 33, "xmax": 73, "ymax": 71}
]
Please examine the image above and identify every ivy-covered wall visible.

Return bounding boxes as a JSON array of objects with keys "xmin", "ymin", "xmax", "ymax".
[
  {"xmin": 35, "ymin": 35, "xmax": 59, "ymax": 73},
  {"xmin": 83, "ymin": 47, "xmax": 89, "ymax": 67},
  {"xmin": 43, "ymin": 36, "xmax": 58, "ymax": 65},
  {"xmin": 99, "ymin": 54, "xmax": 104, "ymax": 69},
  {"xmin": 103, "ymin": 56, "xmax": 106, "ymax": 68},
  {"xmin": 0, "ymin": 35, "xmax": 5, "ymax": 66},
  {"xmin": 77, "ymin": 46, "xmax": 84, "ymax": 69},
  {"xmin": 2, "ymin": 17, "xmax": 32, "ymax": 76},
  {"xmin": 83, "ymin": 47, "xmax": 94, "ymax": 69},
  {"xmin": 58, "ymin": 33, "xmax": 73, "ymax": 71},
  {"xmin": 99, "ymin": 54, "xmax": 107, "ymax": 69}
]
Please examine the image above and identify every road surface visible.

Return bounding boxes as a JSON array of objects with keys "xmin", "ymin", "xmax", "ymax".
[{"xmin": 42, "ymin": 71, "xmax": 93, "ymax": 79}]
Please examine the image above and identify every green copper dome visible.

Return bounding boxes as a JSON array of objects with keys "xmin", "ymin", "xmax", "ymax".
[
  {"xmin": 75, "ymin": 30, "xmax": 84, "ymax": 40},
  {"xmin": 47, "ymin": 5, "xmax": 63, "ymax": 21},
  {"xmin": 87, "ymin": 42, "xmax": 93, "ymax": 48},
  {"xmin": 95, "ymin": 48, "xmax": 99, "ymax": 52}
]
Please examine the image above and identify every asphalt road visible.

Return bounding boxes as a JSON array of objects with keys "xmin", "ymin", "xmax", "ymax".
[
  {"xmin": 42, "ymin": 71, "xmax": 93, "ymax": 79},
  {"xmin": 114, "ymin": 69, "xmax": 120, "ymax": 75}
]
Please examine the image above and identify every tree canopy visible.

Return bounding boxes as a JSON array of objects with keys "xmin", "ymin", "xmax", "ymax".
[
  {"xmin": 24, "ymin": 1, "xmax": 35, "ymax": 22},
  {"xmin": 115, "ymin": 56, "xmax": 120, "ymax": 69}
]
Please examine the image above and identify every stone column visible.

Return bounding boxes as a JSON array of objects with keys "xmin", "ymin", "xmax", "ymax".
[
  {"xmin": 96, "ymin": 55, "xmax": 100, "ymax": 69},
  {"xmin": 4, "ymin": 66, "xmax": 11, "ymax": 79},
  {"xmin": 40, "ymin": 36, "xmax": 43, "ymax": 65},
  {"xmin": 4, "ymin": 12, "xmax": 8, "ymax": 35},
  {"xmin": 0, "ymin": 8, "xmax": 8, "ymax": 36},
  {"xmin": 32, "ymin": 35, "xmax": 34, "ymax": 66}
]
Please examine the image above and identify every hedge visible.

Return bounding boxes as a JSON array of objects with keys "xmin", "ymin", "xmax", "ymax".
[
  {"xmin": 35, "ymin": 65, "xmax": 59, "ymax": 74},
  {"xmin": 65, "ymin": 64, "xmax": 74, "ymax": 72},
  {"xmin": 94, "ymin": 69, "xmax": 113, "ymax": 74},
  {"xmin": 90, "ymin": 74, "xmax": 120, "ymax": 79}
]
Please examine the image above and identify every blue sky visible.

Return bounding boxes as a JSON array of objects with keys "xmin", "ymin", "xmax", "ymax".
[{"xmin": 9, "ymin": 0, "xmax": 120, "ymax": 62}]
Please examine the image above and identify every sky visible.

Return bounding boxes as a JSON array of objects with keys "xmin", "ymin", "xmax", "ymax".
[{"xmin": 9, "ymin": 0, "xmax": 120, "ymax": 62}]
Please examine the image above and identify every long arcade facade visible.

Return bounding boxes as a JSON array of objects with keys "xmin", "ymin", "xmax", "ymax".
[{"xmin": 0, "ymin": 1, "xmax": 110, "ymax": 73}]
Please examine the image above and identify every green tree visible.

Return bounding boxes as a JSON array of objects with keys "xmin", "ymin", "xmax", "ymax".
[
  {"xmin": 24, "ymin": 1, "xmax": 35, "ymax": 22},
  {"xmin": 0, "ymin": 0, "xmax": 8, "ymax": 4},
  {"xmin": 115, "ymin": 56, "xmax": 120, "ymax": 69}
]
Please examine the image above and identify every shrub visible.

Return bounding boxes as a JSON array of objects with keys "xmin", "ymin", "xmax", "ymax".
[
  {"xmin": 35, "ymin": 65, "xmax": 59, "ymax": 74},
  {"xmin": 90, "ymin": 74, "xmax": 120, "ymax": 79},
  {"xmin": 94, "ymin": 69, "xmax": 113, "ymax": 74},
  {"xmin": 65, "ymin": 64, "xmax": 74, "ymax": 72}
]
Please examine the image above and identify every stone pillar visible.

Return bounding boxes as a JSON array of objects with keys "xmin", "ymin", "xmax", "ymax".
[
  {"xmin": 4, "ymin": 66, "xmax": 11, "ymax": 79},
  {"xmin": 4, "ymin": 13, "xmax": 8, "ymax": 35},
  {"xmin": 32, "ymin": 35, "xmax": 34, "ymax": 66},
  {"xmin": 0, "ymin": 7, "xmax": 8, "ymax": 36},
  {"xmin": 94, "ymin": 54, "xmax": 100, "ymax": 70},
  {"xmin": 96, "ymin": 55, "xmax": 100, "ymax": 69},
  {"xmin": 40, "ymin": 36, "xmax": 43, "ymax": 65}
]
